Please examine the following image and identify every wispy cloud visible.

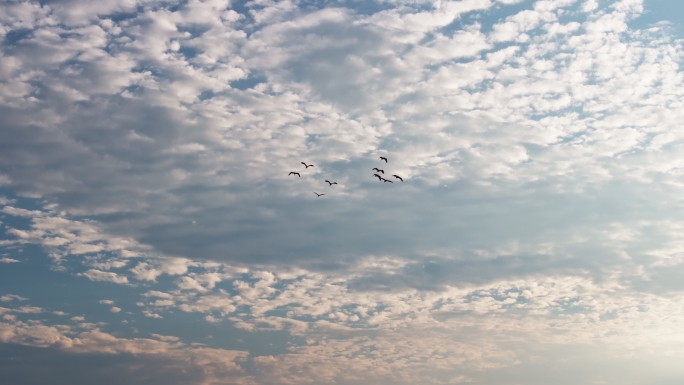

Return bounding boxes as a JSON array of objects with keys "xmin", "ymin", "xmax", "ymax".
[
  {"xmin": 0, "ymin": 315, "xmax": 249, "ymax": 384},
  {"xmin": 0, "ymin": 294, "xmax": 27, "ymax": 302}
]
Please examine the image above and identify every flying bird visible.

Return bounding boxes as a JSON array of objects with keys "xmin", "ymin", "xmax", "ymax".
[
  {"xmin": 301, "ymin": 162, "xmax": 314, "ymax": 168},
  {"xmin": 393, "ymin": 175, "xmax": 403, "ymax": 182},
  {"xmin": 382, "ymin": 178, "xmax": 393, "ymax": 183},
  {"xmin": 373, "ymin": 174, "xmax": 383, "ymax": 181},
  {"xmin": 288, "ymin": 172, "xmax": 301, "ymax": 177},
  {"xmin": 379, "ymin": 156, "xmax": 388, "ymax": 163},
  {"xmin": 313, "ymin": 192, "xmax": 325, "ymax": 197},
  {"xmin": 372, "ymin": 168, "xmax": 384, "ymax": 174},
  {"xmin": 325, "ymin": 180, "xmax": 338, "ymax": 186}
]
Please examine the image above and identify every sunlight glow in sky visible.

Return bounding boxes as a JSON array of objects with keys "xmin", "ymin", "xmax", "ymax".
[{"xmin": 1, "ymin": 0, "xmax": 684, "ymax": 384}]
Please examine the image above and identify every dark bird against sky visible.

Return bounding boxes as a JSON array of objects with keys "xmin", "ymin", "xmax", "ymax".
[
  {"xmin": 301, "ymin": 162, "xmax": 314, "ymax": 168},
  {"xmin": 313, "ymin": 192, "xmax": 325, "ymax": 197},
  {"xmin": 373, "ymin": 174, "xmax": 382, "ymax": 181},
  {"xmin": 288, "ymin": 172, "xmax": 301, "ymax": 177},
  {"xmin": 379, "ymin": 156, "xmax": 388, "ymax": 163},
  {"xmin": 325, "ymin": 180, "xmax": 337, "ymax": 186},
  {"xmin": 393, "ymin": 175, "xmax": 403, "ymax": 182},
  {"xmin": 372, "ymin": 168, "xmax": 384, "ymax": 174}
]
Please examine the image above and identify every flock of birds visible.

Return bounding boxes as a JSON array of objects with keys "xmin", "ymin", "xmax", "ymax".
[{"xmin": 289, "ymin": 156, "xmax": 404, "ymax": 197}]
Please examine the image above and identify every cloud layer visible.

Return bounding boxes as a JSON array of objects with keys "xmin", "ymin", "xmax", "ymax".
[{"xmin": 2, "ymin": 0, "xmax": 684, "ymax": 383}]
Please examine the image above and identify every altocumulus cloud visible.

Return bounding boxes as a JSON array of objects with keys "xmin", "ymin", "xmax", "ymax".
[{"xmin": 2, "ymin": 0, "xmax": 684, "ymax": 384}]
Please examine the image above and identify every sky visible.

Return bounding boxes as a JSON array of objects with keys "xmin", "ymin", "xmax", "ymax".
[{"xmin": 1, "ymin": 0, "xmax": 684, "ymax": 383}]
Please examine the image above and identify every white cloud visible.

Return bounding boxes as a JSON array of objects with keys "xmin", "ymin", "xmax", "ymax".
[
  {"xmin": 143, "ymin": 310, "xmax": 163, "ymax": 319},
  {"xmin": 0, "ymin": 196, "xmax": 16, "ymax": 205},
  {"xmin": 0, "ymin": 257, "xmax": 20, "ymax": 263},
  {"xmin": 14, "ymin": 306, "xmax": 42, "ymax": 313},
  {"xmin": 143, "ymin": 291, "xmax": 174, "ymax": 299},
  {"xmin": 80, "ymin": 270, "xmax": 129, "ymax": 285},
  {"xmin": 177, "ymin": 276, "xmax": 208, "ymax": 292},
  {"xmin": 581, "ymin": 0, "xmax": 599, "ymax": 12},
  {"xmin": 152, "ymin": 300, "xmax": 174, "ymax": 307},
  {"xmin": 86, "ymin": 257, "xmax": 128, "ymax": 270},
  {"xmin": 1, "ymin": 205, "xmax": 152, "ymax": 265},
  {"xmin": 110, "ymin": 307, "xmax": 121, "ymax": 313},
  {"xmin": 131, "ymin": 258, "xmax": 195, "ymax": 282},
  {"xmin": 98, "ymin": 300, "xmax": 114, "ymax": 305},
  {"xmin": 151, "ymin": 333, "xmax": 180, "ymax": 342},
  {"xmin": 0, "ymin": 294, "xmax": 27, "ymax": 302}
]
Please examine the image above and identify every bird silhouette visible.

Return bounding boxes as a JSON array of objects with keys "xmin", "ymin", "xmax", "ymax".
[
  {"xmin": 393, "ymin": 175, "xmax": 403, "ymax": 182},
  {"xmin": 372, "ymin": 168, "xmax": 384, "ymax": 174},
  {"xmin": 313, "ymin": 192, "xmax": 325, "ymax": 197},
  {"xmin": 325, "ymin": 180, "xmax": 338, "ymax": 186},
  {"xmin": 379, "ymin": 156, "xmax": 388, "ymax": 163},
  {"xmin": 289, "ymin": 172, "xmax": 301, "ymax": 177},
  {"xmin": 301, "ymin": 162, "xmax": 314, "ymax": 168},
  {"xmin": 373, "ymin": 174, "xmax": 382, "ymax": 181},
  {"xmin": 383, "ymin": 179, "xmax": 394, "ymax": 183}
]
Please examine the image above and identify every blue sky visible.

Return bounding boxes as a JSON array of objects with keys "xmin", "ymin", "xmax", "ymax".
[{"xmin": 2, "ymin": 0, "xmax": 684, "ymax": 384}]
